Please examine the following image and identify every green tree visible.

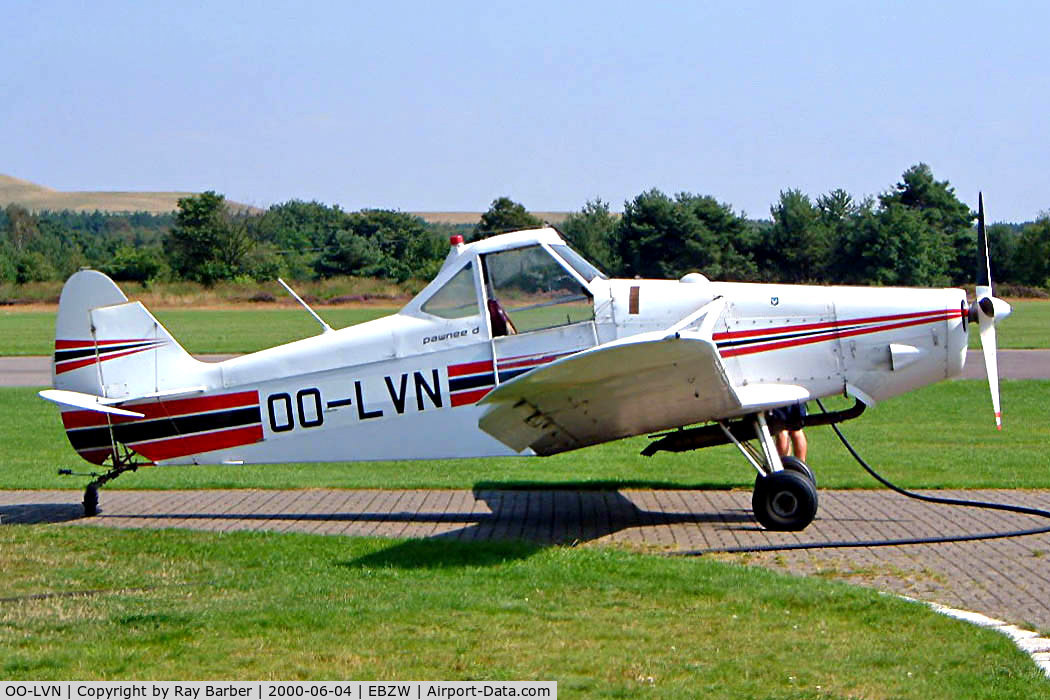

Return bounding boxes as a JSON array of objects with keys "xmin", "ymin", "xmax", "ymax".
[
  {"xmin": 878, "ymin": 164, "xmax": 972, "ymax": 284},
  {"xmin": 3, "ymin": 204, "xmax": 39, "ymax": 251},
  {"xmin": 103, "ymin": 245, "xmax": 164, "ymax": 283},
  {"xmin": 241, "ymin": 242, "xmax": 286, "ymax": 282},
  {"xmin": 767, "ymin": 189, "xmax": 830, "ymax": 282},
  {"xmin": 617, "ymin": 189, "xmax": 755, "ymax": 280},
  {"xmin": 815, "ymin": 189, "xmax": 861, "ymax": 284},
  {"xmin": 560, "ymin": 198, "xmax": 620, "ymax": 274},
  {"xmin": 475, "ymin": 197, "xmax": 543, "ymax": 236},
  {"xmin": 13, "ymin": 250, "xmax": 56, "ymax": 283},
  {"xmin": 985, "ymin": 223, "xmax": 1019, "ymax": 286},
  {"xmin": 616, "ymin": 189, "xmax": 678, "ymax": 278},
  {"xmin": 164, "ymin": 191, "xmax": 257, "ymax": 285},
  {"xmin": 1012, "ymin": 215, "xmax": 1050, "ymax": 287},
  {"xmin": 833, "ymin": 198, "xmax": 949, "ymax": 287},
  {"xmin": 257, "ymin": 200, "xmax": 349, "ymax": 250},
  {"xmin": 314, "ymin": 210, "xmax": 444, "ymax": 282},
  {"xmin": 256, "ymin": 200, "xmax": 353, "ymax": 279},
  {"xmin": 315, "ymin": 230, "xmax": 384, "ymax": 279},
  {"xmin": 0, "ymin": 245, "xmax": 14, "ymax": 284}
]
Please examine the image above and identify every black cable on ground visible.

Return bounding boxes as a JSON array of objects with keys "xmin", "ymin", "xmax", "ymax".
[{"xmin": 673, "ymin": 399, "xmax": 1050, "ymax": 555}]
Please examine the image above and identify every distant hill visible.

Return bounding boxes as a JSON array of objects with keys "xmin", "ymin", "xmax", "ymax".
[
  {"xmin": 0, "ymin": 174, "xmax": 259, "ymax": 214},
  {"xmin": 0, "ymin": 174, "xmax": 570, "ymax": 222}
]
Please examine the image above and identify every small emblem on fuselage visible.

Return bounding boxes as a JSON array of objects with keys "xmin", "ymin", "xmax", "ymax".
[{"xmin": 771, "ymin": 296, "xmax": 779, "ymax": 306}]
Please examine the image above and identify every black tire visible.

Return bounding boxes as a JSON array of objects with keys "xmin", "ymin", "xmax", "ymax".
[
  {"xmin": 752, "ymin": 470, "xmax": 818, "ymax": 531},
  {"xmin": 83, "ymin": 484, "xmax": 99, "ymax": 517},
  {"xmin": 780, "ymin": 456, "xmax": 816, "ymax": 487}
]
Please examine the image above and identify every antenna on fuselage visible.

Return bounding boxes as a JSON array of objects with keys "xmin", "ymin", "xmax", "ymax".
[{"xmin": 277, "ymin": 278, "xmax": 333, "ymax": 334}]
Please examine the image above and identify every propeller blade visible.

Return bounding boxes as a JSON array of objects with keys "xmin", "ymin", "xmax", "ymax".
[
  {"xmin": 976, "ymin": 192, "xmax": 991, "ymax": 296},
  {"xmin": 978, "ymin": 309, "xmax": 1002, "ymax": 430},
  {"xmin": 973, "ymin": 191, "xmax": 1003, "ymax": 430}
]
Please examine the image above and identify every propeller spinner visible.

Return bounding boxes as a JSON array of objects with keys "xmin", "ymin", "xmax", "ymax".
[{"xmin": 970, "ymin": 193, "xmax": 1012, "ymax": 429}]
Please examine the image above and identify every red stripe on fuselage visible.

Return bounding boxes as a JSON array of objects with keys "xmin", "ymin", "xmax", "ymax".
[
  {"xmin": 447, "ymin": 360, "xmax": 493, "ymax": 377},
  {"xmin": 712, "ymin": 308, "xmax": 963, "ymax": 343},
  {"xmin": 131, "ymin": 425, "xmax": 264, "ymax": 462},
  {"xmin": 719, "ymin": 311, "xmax": 956, "ymax": 358},
  {"xmin": 450, "ymin": 388, "xmax": 492, "ymax": 407},
  {"xmin": 74, "ymin": 447, "xmax": 116, "ymax": 465}
]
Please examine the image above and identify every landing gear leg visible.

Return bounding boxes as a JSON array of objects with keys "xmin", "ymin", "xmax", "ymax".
[
  {"xmin": 61, "ymin": 444, "xmax": 143, "ymax": 517},
  {"xmin": 80, "ymin": 461, "xmax": 139, "ymax": 517},
  {"xmin": 719, "ymin": 413, "xmax": 819, "ymax": 531}
]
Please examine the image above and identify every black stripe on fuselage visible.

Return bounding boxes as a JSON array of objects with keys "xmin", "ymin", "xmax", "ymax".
[
  {"xmin": 66, "ymin": 406, "xmax": 262, "ymax": 451},
  {"xmin": 449, "ymin": 372, "xmax": 496, "ymax": 393},
  {"xmin": 496, "ymin": 367, "xmax": 534, "ymax": 383},
  {"xmin": 54, "ymin": 341, "xmax": 160, "ymax": 364},
  {"xmin": 714, "ymin": 323, "xmax": 869, "ymax": 350}
]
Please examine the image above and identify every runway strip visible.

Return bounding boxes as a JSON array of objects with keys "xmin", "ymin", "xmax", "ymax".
[
  {"xmin": 3, "ymin": 350, "xmax": 1050, "ymax": 386},
  {"xmin": 4, "ymin": 487, "xmax": 1050, "ymax": 634}
]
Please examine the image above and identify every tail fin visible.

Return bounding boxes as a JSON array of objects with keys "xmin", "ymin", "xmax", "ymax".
[
  {"xmin": 53, "ymin": 270, "xmax": 206, "ymax": 399},
  {"xmin": 47, "ymin": 271, "xmax": 264, "ymax": 467}
]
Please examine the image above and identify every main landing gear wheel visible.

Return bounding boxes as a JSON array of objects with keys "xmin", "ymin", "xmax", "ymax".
[{"xmin": 752, "ymin": 470, "xmax": 818, "ymax": 531}]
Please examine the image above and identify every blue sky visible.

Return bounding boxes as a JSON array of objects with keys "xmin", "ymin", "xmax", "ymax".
[{"xmin": 3, "ymin": 1, "xmax": 1047, "ymax": 221}]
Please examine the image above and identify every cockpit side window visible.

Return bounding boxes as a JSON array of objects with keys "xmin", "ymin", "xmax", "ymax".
[
  {"xmin": 421, "ymin": 262, "xmax": 479, "ymax": 319},
  {"xmin": 483, "ymin": 245, "xmax": 594, "ymax": 334}
]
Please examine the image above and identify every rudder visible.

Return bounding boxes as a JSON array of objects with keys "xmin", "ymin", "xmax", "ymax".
[{"xmin": 53, "ymin": 270, "xmax": 207, "ymax": 399}]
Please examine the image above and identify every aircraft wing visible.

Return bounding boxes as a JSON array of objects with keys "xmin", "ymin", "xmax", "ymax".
[
  {"xmin": 477, "ymin": 330, "xmax": 733, "ymax": 454},
  {"xmin": 477, "ymin": 299, "xmax": 810, "ymax": 456}
]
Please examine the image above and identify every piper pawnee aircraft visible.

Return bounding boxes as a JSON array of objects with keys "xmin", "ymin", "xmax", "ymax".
[{"xmin": 40, "ymin": 195, "xmax": 1011, "ymax": 530}]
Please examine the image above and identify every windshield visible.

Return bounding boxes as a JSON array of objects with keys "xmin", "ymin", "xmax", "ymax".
[{"xmin": 550, "ymin": 244, "xmax": 607, "ymax": 282}]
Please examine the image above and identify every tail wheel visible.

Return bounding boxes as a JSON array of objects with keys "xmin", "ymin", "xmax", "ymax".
[
  {"xmin": 83, "ymin": 484, "xmax": 99, "ymax": 517},
  {"xmin": 752, "ymin": 470, "xmax": 818, "ymax": 531}
]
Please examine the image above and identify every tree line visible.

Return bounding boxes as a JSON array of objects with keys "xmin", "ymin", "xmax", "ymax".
[{"xmin": 2, "ymin": 163, "xmax": 1048, "ymax": 292}]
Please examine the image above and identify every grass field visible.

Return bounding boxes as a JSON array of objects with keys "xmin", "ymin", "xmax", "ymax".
[
  {"xmin": 3, "ymin": 300, "xmax": 1048, "ymax": 355},
  {"xmin": 4, "ymin": 380, "xmax": 1048, "ymax": 492},
  {"xmin": 1, "ymin": 527, "xmax": 1046, "ymax": 696},
  {"xmin": 0, "ymin": 307, "xmax": 396, "ymax": 356}
]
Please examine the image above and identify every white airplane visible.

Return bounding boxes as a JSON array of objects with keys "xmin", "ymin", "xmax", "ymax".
[{"xmin": 40, "ymin": 195, "xmax": 1010, "ymax": 530}]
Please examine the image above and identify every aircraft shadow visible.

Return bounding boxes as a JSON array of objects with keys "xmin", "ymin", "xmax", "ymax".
[
  {"xmin": 341, "ymin": 489, "xmax": 754, "ymax": 569},
  {"xmin": 0, "ymin": 503, "xmax": 85, "ymax": 525},
  {"xmin": 0, "ymin": 489, "xmax": 754, "ymax": 559}
]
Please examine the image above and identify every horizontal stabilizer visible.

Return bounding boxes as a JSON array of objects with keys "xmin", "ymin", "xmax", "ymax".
[{"xmin": 38, "ymin": 389, "xmax": 145, "ymax": 418}]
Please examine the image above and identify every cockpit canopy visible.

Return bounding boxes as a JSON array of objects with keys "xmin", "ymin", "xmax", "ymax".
[{"xmin": 410, "ymin": 228, "xmax": 604, "ymax": 338}]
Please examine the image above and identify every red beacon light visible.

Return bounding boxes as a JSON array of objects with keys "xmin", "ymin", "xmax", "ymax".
[{"xmin": 450, "ymin": 235, "xmax": 464, "ymax": 247}]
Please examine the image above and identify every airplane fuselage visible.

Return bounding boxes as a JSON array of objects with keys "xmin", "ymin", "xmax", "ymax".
[{"xmin": 158, "ymin": 277, "xmax": 967, "ymax": 465}]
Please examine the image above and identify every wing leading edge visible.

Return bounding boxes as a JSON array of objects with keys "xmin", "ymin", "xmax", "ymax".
[{"xmin": 477, "ymin": 298, "xmax": 811, "ymax": 456}]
